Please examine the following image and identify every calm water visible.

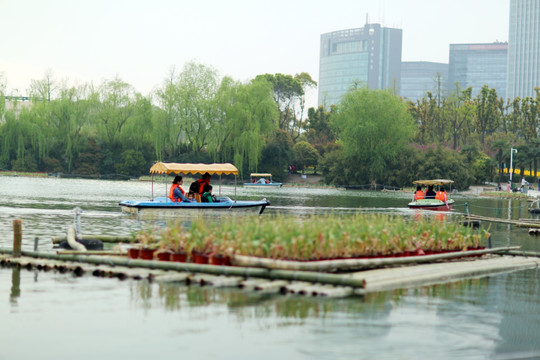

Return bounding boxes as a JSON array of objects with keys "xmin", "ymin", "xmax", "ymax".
[{"xmin": 1, "ymin": 176, "xmax": 539, "ymax": 360}]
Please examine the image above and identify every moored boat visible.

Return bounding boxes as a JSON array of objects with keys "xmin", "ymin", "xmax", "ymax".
[
  {"xmin": 243, "ymin": 173, "xmax": 283, "ymax": 187},
  {"xmin": 119, "ymin": 162, "xmax": 270, "ymax": 215},
  {"xmin": 408, "ymin": 179, "xmax": 455, "ymax": 211}
]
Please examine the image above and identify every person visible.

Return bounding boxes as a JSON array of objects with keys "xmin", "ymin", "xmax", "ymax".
[
  {"xmin": 538, "ymin": 177, "xmax": 540, "ymax": 191},
  {"xmin": 252, "ymin": 178, "xmax": 257, "ymax": 184},
  {"xmin": 435, "ymin": 187, "xmax": 448, "ymax": 202},
  {"xmin": 413, "ymin": 186, "xmax": 424, "ymax": 201},
  {"xmin": 187, "ymin": 191, "xmax": 195, "ymax": 201},
  {"xmin": 424, "ymin": 185, "xmax": 436, "ymax": 199},
  {"xmin": 190, "ymin": 172, "xmax": 212, "ymax": 196},
  {"xmin": 521, "ymin": 177, "xmax": 528, "ymax": 190},
  {"xmin": 168, "ymin": 175, "xmax": 194, "ymax": 203},
  {"xmin": 257, "ymin": 177, "xmax": 266, "ymax": 184},
  {"xmin": 201, "ymin": 185, "xmax": 214, "ymax": 203},
  {"xmin": 507, "ymin": 182, "xmax": 511, "ymax": 192}
]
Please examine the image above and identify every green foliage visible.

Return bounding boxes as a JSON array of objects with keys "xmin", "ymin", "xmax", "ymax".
[
  {"xmin": 293, "ymin": 141, "xmax": 320, "ymax": 173},
  {"xmin": 332, "ymin": 88, "xmax": 415, "ymax": 183}
]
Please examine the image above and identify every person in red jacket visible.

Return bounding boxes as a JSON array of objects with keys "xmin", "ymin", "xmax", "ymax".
[
  {"xmin": 169, "ymin": 176, "xmax": 194, "ymax": 202},
  {"xmin": 414, "ymin": 186, "xmax": 424, "ymax": 201}
]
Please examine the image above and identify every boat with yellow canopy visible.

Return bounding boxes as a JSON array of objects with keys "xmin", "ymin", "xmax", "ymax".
[
  {"xmin": 119, "ymin": 162, "xmax": 270, "ymax": 215},
  {"xmin": 408, "ymin": 179, "xmax": 455, "ymax": 211},
  {"xmin": 243, "ymin": 173, "xmax": 283, "ymax": 187}
]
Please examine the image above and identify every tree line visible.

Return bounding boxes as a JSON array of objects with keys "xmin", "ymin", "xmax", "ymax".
[{"xmin": 0, "ymin": 65, "xmax": 539, "ymax": 189}]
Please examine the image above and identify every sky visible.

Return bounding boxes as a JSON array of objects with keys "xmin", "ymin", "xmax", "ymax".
[{"xmin": 1, "ymin": 0, "xmax": 509, "ymax": 108}]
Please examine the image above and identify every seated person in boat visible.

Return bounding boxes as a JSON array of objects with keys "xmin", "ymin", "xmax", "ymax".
[
  {"xmin": 187, "ymin": 191, "xmax": 196, "ymax": 201},
  {"xmin": 189, "ymin": 172, "xmax": 212, "ymax": 201},
  {"xmin": 424, "ymin": 185, "xmax": 436, "ymax": 199},
  {"xmin": 435, "ymin": 187, "xmax": 448, "ymax": 202},
  {"xmin": 414, "ymin": 186, "xmax": 424, "ymax": 200},
  {"xmin": 201, "ymin": 185, "xmax": 216, "ymax": 203},
  {"xmin": 169, "ymin": 176, "xmax": 194, "ymax": 203},
  {"xmin": 257, "ymin": 177, "xmax": 266, "ymax": 184}
]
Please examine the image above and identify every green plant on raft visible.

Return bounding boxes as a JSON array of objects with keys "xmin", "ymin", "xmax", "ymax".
[{"xmin": 135, "ymin": 213, "xmax": 489, "ymax": 261}]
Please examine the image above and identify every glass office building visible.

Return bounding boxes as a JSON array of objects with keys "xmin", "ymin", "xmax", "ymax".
[
  {"xmin": 507, "ymin": 0, "xmax": 540, "ymax": 100},
  {"xmin": 318, "ymin": 24, "xmax": 402, "ymax": 107},
  {"xmin": 448, "ymin": 43, "xmax": 508, "ymax": 99},
  {"xmin": 400, "ymin": 61, "xmax": 448, "ymax": 103}
]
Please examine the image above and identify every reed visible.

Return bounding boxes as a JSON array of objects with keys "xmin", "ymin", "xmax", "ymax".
[{"xmin": 138, "ymin": 214, "xmax": 488, "ymax": 261}]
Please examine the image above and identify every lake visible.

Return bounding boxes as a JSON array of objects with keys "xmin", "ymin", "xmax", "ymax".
[{"xmin": 1, "ymin": 176, "xmax": 539, "ymax": 360}]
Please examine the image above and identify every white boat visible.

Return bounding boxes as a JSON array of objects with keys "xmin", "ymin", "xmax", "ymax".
[
  {"xmin": 119, "ymin": 162, "xmax": 270, "ymax": 215},
  {"xmin": 243, "ymin": 173, "xmax": 283, "ymax": 187},
  {"xmin": 408, "ymin": 179, "xmax": 455, "ymax": 211}
]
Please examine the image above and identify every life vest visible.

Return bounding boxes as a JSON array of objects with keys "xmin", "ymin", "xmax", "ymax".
[
  {"xmin": 435, "ymin": 191, "xmax": 447, "ymax": 202},
  {"xmin": 414, "ymin": 190, "xmax": 424, "ymax": 200},
  {"xmin": 196, "ymin": 179, "xmax": 209, "ymax": 194},
  {"xmin": 168, "ymin": 184, "xmax": 185, "ymax": 202}
]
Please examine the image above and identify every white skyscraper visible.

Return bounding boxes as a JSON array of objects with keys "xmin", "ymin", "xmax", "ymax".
[{"xmin": 507, "ymin": 0, "xmax": 540, "ymax": 99}]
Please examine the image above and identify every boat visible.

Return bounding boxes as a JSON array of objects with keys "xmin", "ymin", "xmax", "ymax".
[
  {"xmin": 119, "ymin": 162, "xmax": 270, "ymax": 215},
  {"xmin": 407, "ymin": 179, "xmax": 455, "ymax": 211},
  {"xmin": 243, "ymin": 173, "xmax": 283, "ymax": 187}
]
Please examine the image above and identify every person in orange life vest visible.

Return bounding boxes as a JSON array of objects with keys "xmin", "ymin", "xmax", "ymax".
[
  {"xmin": 414, "ymin": 186, "xmax": 424, "ymax": 200},
  {"xmin": 169, "ymin": 175, "xmax": 194, "ymax": 203},
  {"xmin": 435, "ymin": 187, "xmax": 448, "ymax": 202},
  {"xmin": 424, "ymin": 185, "xmax": 436, "ymax": 199},
  {"xmin": 194, "ymin": 172, "xmax": 212, "ymax": 195}
]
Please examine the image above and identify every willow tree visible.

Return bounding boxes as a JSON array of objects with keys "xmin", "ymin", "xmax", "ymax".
[
  {"xmin": 332, "ymin": 88, "xmax": 415, "ymax": 183},
  {"xmin": 211, "ymin": 76, "xmax": 278, "ymax": 175},
  {"xmin": 94, "ymin": 78, "xmax": 137, "ymax": 145},
  {"xmin": 175, "ymin": 61, "xmax": 220, "ymax": 152}
]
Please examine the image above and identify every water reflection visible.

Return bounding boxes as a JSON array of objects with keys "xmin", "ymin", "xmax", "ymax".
[{"xmin": 10, "ymin": 266, "xmax": 20, "ymax": 305}]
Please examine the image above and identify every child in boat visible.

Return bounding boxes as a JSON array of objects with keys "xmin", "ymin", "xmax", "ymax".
[{"xmin": 201, "ymin": 185, "xmax": 215, "ymax": 203}]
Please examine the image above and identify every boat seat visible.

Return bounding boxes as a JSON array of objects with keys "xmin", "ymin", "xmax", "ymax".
[{"xmin": 194, "ymin": 193, "xmax": 202, "ymax": 203}]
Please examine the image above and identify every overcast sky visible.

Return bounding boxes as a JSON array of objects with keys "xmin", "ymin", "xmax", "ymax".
[{"xmin": 1, "ymin": 0, "xmax": 509, "ymax": 108}]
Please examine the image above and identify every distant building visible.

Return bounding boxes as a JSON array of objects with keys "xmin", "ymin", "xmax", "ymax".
[
  {"xmin": 507, "ymin": 0, "xmax": 540, "ymax": 100},
  {"xmin": 318, "ymin": 23, "xmax": 402, "ymax": 107},
  {"xmin": 448, "ymin": 43, "xmax": 508, "ymax": 99},
  {"xmin": 400, "ymin": 61, "xmax": 448, "ymax": 103},
  {"xmin": 2, "ymin": 96, "xmax": 33, "ymax": 122}
]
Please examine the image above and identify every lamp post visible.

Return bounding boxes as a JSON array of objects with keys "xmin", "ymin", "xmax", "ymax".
[{"xmin": 509, "ymin": 148, "xmax": 518, "ymax": 185}]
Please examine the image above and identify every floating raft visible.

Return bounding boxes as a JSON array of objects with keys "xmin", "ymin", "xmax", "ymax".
[{"xmin": 1, "ymin": 246, "xmax": 539, "ymax": 297}]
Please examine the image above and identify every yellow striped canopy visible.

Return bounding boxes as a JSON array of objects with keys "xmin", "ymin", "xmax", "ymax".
[
  {"xmin": 150, "ymin": 162, "xmax": 239, "ymax": 175},
  {"xmin": 413, "ymin": 179, "xmax": 454, "ymax": 186},
  {"xmin": 250, "ymin": 173, "xmax": 272, "ymax": 177}
]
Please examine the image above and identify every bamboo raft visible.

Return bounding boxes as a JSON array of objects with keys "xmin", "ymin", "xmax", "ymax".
[
  {"xmin": 467, "ymin": 214, "xmax": 540, "ymax": 228},
  {"xmin": 1, "ymin": 246, "xmax": 539, "ymax": 297}
]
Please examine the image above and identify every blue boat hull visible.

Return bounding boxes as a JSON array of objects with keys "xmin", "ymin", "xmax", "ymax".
[{"xmin": 119, "ymin": 196, "xmax": 270, "ymax": 215}]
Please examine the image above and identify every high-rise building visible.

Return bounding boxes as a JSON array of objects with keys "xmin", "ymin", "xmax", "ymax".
[
  {"xmin": 400, "ymin": 61, "xmax": 448, "ymax": 103},
  {"xmin": 507, "ymin": 0, "xmax": 540, "ymax": 100},
  {"xmin": 448, "ymin": 43, "xmax": 508, "ymax": 99},
  {"xmin": 318, "ymin": 23, "xmax": 402, "ymax": 107}
]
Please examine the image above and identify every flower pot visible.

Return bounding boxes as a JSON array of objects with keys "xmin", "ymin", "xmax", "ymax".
[
  {"xmin": 157, "ymin": 251, "xmax": 172, "ymax": 261},
  {"xmin": 209, "ymin": 254, "xmax": 231, "ymax": 266},
  {"xmin": 127, "ymin": 248, "xmax": 140, "ymax": 259},
  {"xmin": 171, "ymin": 252, "xmax": 187, "ymax": 262},
  {"xmin": 192, "ymin": 251, "xmax": 209, "ymax": 264},
  {"xmin": 139, "ymin": 248, "xmax": 157, "ymax": 260}
]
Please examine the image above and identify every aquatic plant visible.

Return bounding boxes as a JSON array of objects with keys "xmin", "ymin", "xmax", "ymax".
[{"xmin": 136, "ymin": 214, "xmax": 488, "ymax": 261}]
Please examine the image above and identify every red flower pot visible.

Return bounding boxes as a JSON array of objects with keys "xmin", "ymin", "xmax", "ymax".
[
  {"xmin": 192, "ymin": 251, "xmax": 209, "ymax": 264},
  {"xmin": 127, "ymin": 248, "xmax": 140, "ymax": 259},
  {"xmin": 171, "ymin": 252, "xmax": 187, "ymax": 262},
  {"xmin": 209, "ymin": 254, "xmax": 231, "ymax": 266},
  {"xmin": 157, "ymin": 252, "xmax": 172, "ymax": 261},
  {"xmin": 139, "ymin": 248, "xmax": 157, "ymax": 260}
]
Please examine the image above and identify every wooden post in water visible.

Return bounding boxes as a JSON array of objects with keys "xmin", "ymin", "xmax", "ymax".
[{"xmin": 13, "ymin": 219, "xmax": 22, "ymax": 257}]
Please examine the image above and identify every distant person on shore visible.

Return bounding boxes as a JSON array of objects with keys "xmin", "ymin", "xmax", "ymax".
[
  {"xmin": 424, "ymin": 185, "xmax": 436, "ymax": 199},
  {"xmin": 169, "ymin": 176, "xmax": 194, "ymax": 203},
  {"xmin": 414, "ymin": 186, "xmax": 424, "ymax": 200}
]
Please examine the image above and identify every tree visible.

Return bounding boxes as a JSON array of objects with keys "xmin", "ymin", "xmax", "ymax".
[
  {"xmin": 305, "ymin": 105, "xmax": 337, "ymax": 157},
  {"xmin": 255, "ymin": 73, "xmax": 316, "ymax": 140},
  {"xmin": 211, "ymin": 76, "xmax": 278, "ymax": 175},
  {"xmin": 332, "ymin": 88, "xmax": 415, "ymax": 183},
  {"xmin": 293, "ymin": 141, "xmax": 320, "ymax": 174},
  {"xmin": 445, "ymin": 84, "xmax": 474, "ymax": 149},
  {"xmin": 474, "ymin": 85, "xmax": 501, "ymax": 145}
]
